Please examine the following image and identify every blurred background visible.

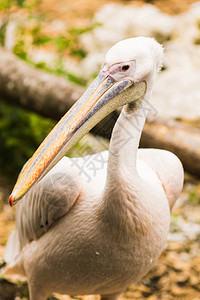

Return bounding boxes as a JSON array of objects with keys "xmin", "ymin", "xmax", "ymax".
[{"xmin": 0, "ymin": 0, "xmax": 200, "ymax": 299}]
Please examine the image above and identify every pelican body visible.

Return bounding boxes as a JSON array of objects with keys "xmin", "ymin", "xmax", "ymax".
[{"xmin": 4, "ymin": 38, "xmax": 184, "ymax": 300}]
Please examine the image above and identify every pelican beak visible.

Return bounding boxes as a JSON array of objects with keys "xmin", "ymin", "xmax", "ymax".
[{"xmin": 9, "ymin": 71, "xmax": 146, "ymax": 206}]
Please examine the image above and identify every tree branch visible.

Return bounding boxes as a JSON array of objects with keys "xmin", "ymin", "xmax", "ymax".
[
  {"xmin": 141, "ymin": 118, "xmax": 200, "ymax": 178},
  {"xmin": 0, "ymin": 47, "xmax": 84, "ymax": 120}
]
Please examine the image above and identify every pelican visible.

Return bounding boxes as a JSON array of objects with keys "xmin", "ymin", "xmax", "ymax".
[{"xmin": 4, "ymin": 37, "xmax": 184, "ymax": 300}]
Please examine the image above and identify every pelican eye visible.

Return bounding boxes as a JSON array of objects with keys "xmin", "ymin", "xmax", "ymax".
[{"xmin": 122, "ymin": 65, "xmax": 130, "ymax": 71}]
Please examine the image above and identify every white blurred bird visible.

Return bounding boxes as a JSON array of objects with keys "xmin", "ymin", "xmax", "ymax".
[{"xmin": 4, "ymin": 37, "xmax": 183, "ymax": 300}]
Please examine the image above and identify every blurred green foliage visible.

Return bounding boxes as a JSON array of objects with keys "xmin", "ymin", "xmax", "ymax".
[
  {"xmin": 12, "ymin": 14, "xmax": 97, "ymax": 85},
  {"xmin": 33, "ymin": 58, "xmax": 87, "ymax": 86},
  {"xmin": 30, "ymin": 22, "xmax": 100, "ymax": 58},
  {"xmin": 0, "ymin": 101, "xmax": 55, "ymax": 181},
  {"xmin": 0, "ymin": 0, "xmax": 25, "ymax": 10},
  {"xmin": 0, "ymin": 0, "xmax": 27, "ymax": 45}
]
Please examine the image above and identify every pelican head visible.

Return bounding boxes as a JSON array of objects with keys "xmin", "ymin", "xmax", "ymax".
[{"xmin": 9, "ymin": 37, "xmax": 163, "ymax": 205}]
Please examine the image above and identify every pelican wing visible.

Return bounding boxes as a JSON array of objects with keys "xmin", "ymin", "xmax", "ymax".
[
  {"xmin": 137, "ymin": 149, "xmax": 184, "ymax": 209},
  {"xmin": 5, "ymin": 157, "xmax": 82, "ymax": 262}
]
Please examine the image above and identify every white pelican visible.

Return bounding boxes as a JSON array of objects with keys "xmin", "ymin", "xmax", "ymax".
[{"xmin": 4, "ymin": 37, "xmax": 184, "ymax": 300}]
